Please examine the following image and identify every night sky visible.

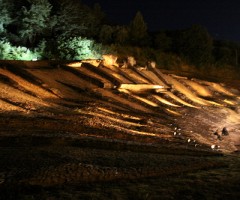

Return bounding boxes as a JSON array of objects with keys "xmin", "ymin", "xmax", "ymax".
[{"xmin": 82, "ymin": 0, "xmax": 240, "ymax": 42}]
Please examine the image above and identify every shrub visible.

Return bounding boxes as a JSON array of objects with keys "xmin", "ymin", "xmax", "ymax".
[
  {"xmin": 0, "ymin": 39, "xmax": 46, "ymax": 60},
  {"xmin": 154, "ymin": 51, "xmax": 183, "ymax": 70},
  {"xmin": 56, "ymin": 36, "xmax": 106, "ymax": 60}
]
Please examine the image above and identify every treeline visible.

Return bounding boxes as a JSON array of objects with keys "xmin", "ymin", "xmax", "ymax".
[
  {"xmin": 0, "ymin": 0, "xmax": 107, "ymax": 60},
  {"xmin": 1, "ymin": 0, "xmax": 240, "ymax": 75}
]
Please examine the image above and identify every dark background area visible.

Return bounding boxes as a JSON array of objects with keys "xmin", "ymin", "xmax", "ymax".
[
  {"xmin": 82, "ymin": 0, "xmax": 240, "ymax": 42},
  {"xmin": 1, "ymin": 0, "xmax": 240, "ymax": 74}
]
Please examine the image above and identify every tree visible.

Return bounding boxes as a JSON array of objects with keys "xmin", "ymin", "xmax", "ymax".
[
  {"xmin": 55, "ymin": 0, "xmax": 104, "ymax": 38},
  {"xmin": 114, "ymin": 26, "xmax": 129, "ymax": 45},
  {"xmin": 0, "ymin": 0, "xmax": 13, "ymax": 34},
  {"xmin": 92, "ymin": 3, "xmax": 105, "ymax": 28},
  {"xmin": 175, "ymin": 25, "xmax": 213, "ymax": 66},
  {"xmin": 55, "ymin": 0, "xmax": 86, "ymax": 38},
  {"xmin": 129, "ymin": 11, "xmax": 148, "ymax": 46},
  {"xmin": 213, "ymin": 40, "xmax": 240, "ymax": 66},
  {"xmin": 99, "ymin": 25, "xmax": 114, "ymax": 44},
  {"xmin": 99, "ymin": 25, "xmax": 130, "ymax": 45},
  {"xmin": 87, "ymin": 3, "xmax": 105, "ymax": 38},
  {"xmin": 18, "ymin": 0, "xmax": 56, "ymax": 46},
  {"xmin": 57, "ymin": 36, "xmax": 104, "ymax": 60},
  {"xmin": 154, "ymin": 31, "xmax": 172, "ymax": 52}
]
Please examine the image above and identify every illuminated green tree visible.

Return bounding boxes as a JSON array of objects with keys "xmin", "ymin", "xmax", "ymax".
[
  {"xmin": 57, "ymin": 36, "xmax": 105, "ymax": 60},
  {"xmin": 0, "ymin": 39, "xmax": 46, "ymax": 60},
  {"xmin": 18, "ymin": 0, "xmax": 56, "ymax": 46},
  {"xmin": 0, "ymin": 0, "xmax": 13, "ymax": 34}
]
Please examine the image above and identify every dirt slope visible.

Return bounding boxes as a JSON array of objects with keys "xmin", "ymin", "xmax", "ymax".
[
  {"xmin": 0, "ymin": 59, "xmax": 240, "ymax": 199},
  {"xmin": 0, "ymin": 60, "xmax": 239, "ymax": 152}
]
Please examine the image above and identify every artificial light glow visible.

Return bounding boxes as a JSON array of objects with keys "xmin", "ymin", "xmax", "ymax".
[
  {"xmin": 182, "ymin": 79, "xmax": 212, "ymax": 97},
  {"xmin": 119, "ymin": 89, "xmax": 159, "ymax": 107},
  {"xmin": 67, "ymin": 62, "xmax": 82, "ymax": 67},
  {"xmin": 209, "ymin": 83, "xmax": 235, "ymax": 96},
  {"xmin": 166, "ymin": 108, "xmax": 181, "ymax": 116},
  {"xmin": 75, "ymin": 109, "xmax": 145, "ymax": 127},
  {"xmin": 97, "ymin": 107, "xmax": 142, "ymax": 120},
  {"xmin": 165, "ymin": 75, "xmax": 210, "ymax": 106},
  {"xmin": 119, "ymin": 84, "xmax": 164, "ymax": 93},
  {"xmin": 165, "ymin": 92, "xmax": 198, "ymax": 108},
  {"xmin": 152, "ymin": 95, "xmax": 180, "ymax": 107},
  {"xmin": 102, "ymin": 54, "xmax": 118, "ymax": 66}
]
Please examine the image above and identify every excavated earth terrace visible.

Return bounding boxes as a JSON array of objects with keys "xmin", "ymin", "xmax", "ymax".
[{"xmin": 0, "ymin": 59, "xmax": 239, "ymax": 199}]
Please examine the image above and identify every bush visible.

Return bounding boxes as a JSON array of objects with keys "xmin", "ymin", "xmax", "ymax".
[
  {"xmin": 0, "ymin": 39, "xmax": 46, "ymax": 60},
  {"xmin": 154, "ymin": 51, "xmax": 183, "ymax": 70},
  {"xmin": 56, "ymin": 36, "xmax": 107, "ymax": 60}
]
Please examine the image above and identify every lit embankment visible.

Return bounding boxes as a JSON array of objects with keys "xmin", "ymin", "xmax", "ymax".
[{"xmin": 0, "ymin": 58, "xmax": 239, "ymax": 151}]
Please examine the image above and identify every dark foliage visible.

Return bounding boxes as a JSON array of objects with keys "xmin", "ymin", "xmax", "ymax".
[{"xmin": 0, "ymin": 0, "xmax": 240, "ymax": 75}]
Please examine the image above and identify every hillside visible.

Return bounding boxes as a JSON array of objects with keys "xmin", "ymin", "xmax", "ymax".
[{"xmin": 0, "ymin": 58, "xmax": 239, "ymax": 199}]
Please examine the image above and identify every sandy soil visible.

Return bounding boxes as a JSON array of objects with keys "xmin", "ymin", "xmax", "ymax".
[{"xmin": 0, "ymin": 60, "xmax": 239, "ymax": 199}]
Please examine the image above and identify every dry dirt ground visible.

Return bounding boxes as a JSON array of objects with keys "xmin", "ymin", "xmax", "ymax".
[{"xmin": 0, "ymin": 59, "xmax": 239, "ymax": 199}]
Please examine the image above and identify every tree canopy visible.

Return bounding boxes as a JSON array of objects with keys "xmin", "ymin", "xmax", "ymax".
[
  {"xmin": 0, "ymin": 0, "xmax": 13, "ymax": 34},
  {"xmin": 129, "ymin": 11, "xmax": 148, "ymax": 46},
  {"xmin": 175, "ymin": 25, "xmax": 213, "ymax": 66},
  {"xmin": 0, "ymin": 0, "xmax": 239, "ymax": 70},
  {"xmin": 18, "ymin": 0, "xmax": 56, "ymax": 46}
]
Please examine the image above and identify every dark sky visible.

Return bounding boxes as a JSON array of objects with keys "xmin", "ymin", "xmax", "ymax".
[{"xmin": 82, "ymin": 0, "xmax": 240, "ymax": 42}]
